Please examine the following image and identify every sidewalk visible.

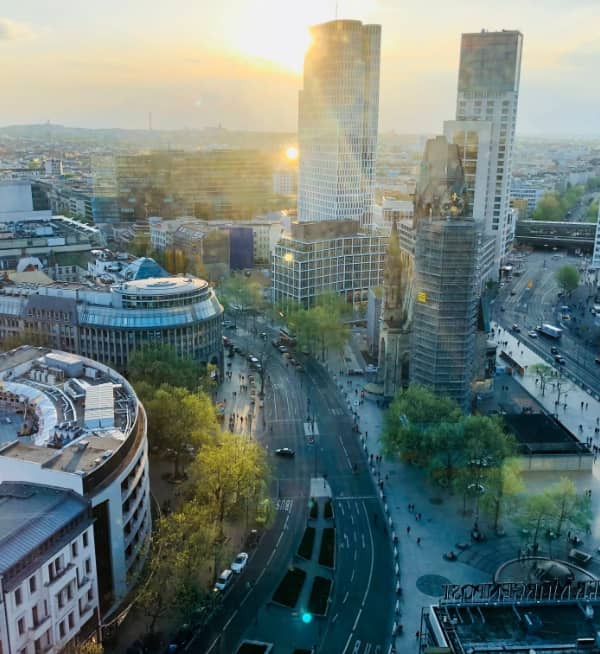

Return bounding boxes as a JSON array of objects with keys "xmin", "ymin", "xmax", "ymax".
[{"xmin": 321, "ymin": 333, "xmax": 600, "ymax": 652}]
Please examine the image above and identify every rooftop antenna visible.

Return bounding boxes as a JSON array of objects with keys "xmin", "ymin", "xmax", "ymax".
[{"xmin": 148, "ymin": 112, "xmax": 153, "ymax": 131}]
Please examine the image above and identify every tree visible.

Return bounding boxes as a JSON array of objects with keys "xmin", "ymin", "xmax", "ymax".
[
  {"xmin": 479, "ymin": 458, "xmax": 524, "ymax": 533},
  {"xmin": 546, "ymin": 477, "xmax": 591, "ymax": 537},
  {"xmin": 586, "ymin": 199, "xmax": 599, "ymax": 222},
  {"xmin": 144, "ymin": 385, "xmax": 219, "ymax": 477},
  {"xmin": 555, "ymin": 265, "xmax": 579, "ymax": 294},
  {"xmin": 529, "ymin": 363, "xmax": 555, "ymax": 397},
  {"xmin": 79, "ymin": 642, "xmax": 104, "ymax": 654},
  {"xmin": 218, "ymin": 273, "xmax": 264, "ymax": 322},
  {"xmin": 517, "ymin": 492, "xmax": 555, "ymax": 547},
  {"xmin": 127, "ymin": 345, "xmax": 210, "ymax": 392},
  {"xmin": 382, "ymin": 385, "xmax": 462, "ymax": 464},
  {"xmin": 189, "ymin": 432, "xmax": 270, "ymax": 537},
  {"xmin": 137, "ymin": 501, "xmax": 220, "ymax": 632},
  {"xmin": 427, "ymin": 422, "xmax": 466, "ymax": 488},
  {"xmin": 532, "ymin": 193, "xmax": 563, "ymax": 221}
]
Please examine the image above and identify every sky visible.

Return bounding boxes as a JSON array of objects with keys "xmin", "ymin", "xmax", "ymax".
[{"xmin": 1, "ymin": 0, "xmax": 600, "ymax": 136}]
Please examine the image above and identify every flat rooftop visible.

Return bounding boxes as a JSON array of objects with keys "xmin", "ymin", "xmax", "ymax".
[{"xmin": 0, "ymin": 347, "xmax": 136, "ymax": 478}]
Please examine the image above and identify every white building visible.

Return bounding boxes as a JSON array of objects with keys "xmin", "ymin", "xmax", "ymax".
[
  {"xmin": 298, "ymin": 20, "xmax": 381, "ymax": 227},
  {"xmin": 0, "ymin": 347, "xmax": 152, "ymax": 619},
  {"xmin": 44, "ymin": 159, "xmax": 64, "ymax": 177},
  {"xmin": 0, "ymin": 482, "xmax": 98, "ymax": 654},
  {"xmin": 592, "ymin": 203, "xmax": 600, "ymax": 271},
  {"xmin": 510, "ymin": 180, "xmax": 548, "ymax": 215},
  {"xmin": 455, "ymin": 30, "xmax": 523, "ymax": 269},
  {"xmin": 372, "ymin": 199, "xmax": 413, "ymax": 234},
  {"xmin": 0, "ymin": 181, "xmax": 52, "ymax": 224}
]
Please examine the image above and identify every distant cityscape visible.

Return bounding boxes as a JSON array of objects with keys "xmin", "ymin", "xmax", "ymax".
[{"xmin": 1, "ymin": 14, "xmax": 600, "ymax": 654}]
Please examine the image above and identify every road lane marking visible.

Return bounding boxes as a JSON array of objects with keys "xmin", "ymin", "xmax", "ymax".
[
  {"xmin": 343, "ymin": 634, "xmax": 353, "ymax": 654},
  {"xmin": 342, "ymin": 591, "xmax": 349, "ymax": 604},
  {"xmin": 352, "ymin": 640, "xmax": 362, "ymax": 654},
  {"xmin": 339, "ymin": 502, "xmax": 346, "ymax": 516},
  {"xmin": 353, "ymin": 609, "xmax": 362, "ymax": 631},
  {"xmin": 364, "ymin": 644, "xmax": 372, "ymax": 654},
  {"xmin": 223, "ymin": 609, "xmax": 238, "ymax": 631},
  {"xmin": 350, "ymin": 514, "xmax": 355, "ymax": 525},
  {"xmin": 362, "ymin": 534, "xmax": 366, "ymax": 549},
  {"xmin": 350, "ymin": 569, "xmax": 355, "ymax": 582}
]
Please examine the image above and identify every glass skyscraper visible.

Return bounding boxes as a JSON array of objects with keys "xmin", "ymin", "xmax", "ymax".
[{"xmin": 298, "ymin": 20, "xmax": 381, "ymax": 227}]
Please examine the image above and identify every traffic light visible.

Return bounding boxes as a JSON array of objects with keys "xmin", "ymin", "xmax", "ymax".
[{"xmin": 302, "ymin": 611, "xmax": 313, "ymax": 624}]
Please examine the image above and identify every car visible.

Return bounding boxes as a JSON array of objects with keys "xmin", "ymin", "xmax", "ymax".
[
  {"xmin": 554, "ymin": 354, "xmax": 565, "ymax": 365},
  {"xmin": 213, "ymin": 569, "xmax": 233, "ymax": 593},
  {"xmin": 550, "ymin": 346, "xmax": 559, "ymax": 355},
  {"xmin": 528, "ymin": 331, "xmax": 538, "ymax": 338},
  {"xmin": 244, "ymin": 529, "xmax": 260, "ymax": 549},
  {"xmin": 295, "ymin": 362, "xmax": 305, "ymax": 372},
  {"xmin": 511, "ymin": 324, "xmax": 520, "ymax": 333},
  {"xmin": 278, "ymin": 345, "xmax": 288, "ymax": 353},
  {"xmin": 595, "ymin": 356, "xmax": 600, "ymax": 365},
  {"xmin": 226, "ymin": 324, "xmax": 237, "ymax": 330},
  {"xmin": 500, "ymin": 306, "xmax": 505, "ymax": 312},
  {"xmin": 260, "ymin": 332, "xmax": 267, "ymax": 340},
  {"xmin": 275, "ymin": 448, "xmax": 295, "ymax": 458},
  {"xmin": 230, "ymin": 552, "xmax": 249, "ymax": 574},
  {"xmin": 510, "ymin": 290, "xmax": 517, "ymax": 296}
]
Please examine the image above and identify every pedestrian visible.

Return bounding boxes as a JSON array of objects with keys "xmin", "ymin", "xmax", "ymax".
[
  {"xmin": 406, "ymin": 526, "xmax": 411, "ymax": 535},
  {"xmin": 417, "ymin": 537, "xmax": 421, "ymax": 546},
  {"xmin": 416, "ymin": 631, "xmax": 420, "ymax": 639},
  {"xmin": 586, "ymin": 402, "xmax": 589, "ymax": 410}
]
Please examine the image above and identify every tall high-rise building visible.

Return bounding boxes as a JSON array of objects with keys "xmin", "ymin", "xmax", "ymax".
[
  {"xmin": 455, "ymin": 30, "xmax": 523, "ymax": 268},
  {"xmin": 298, "ymin": 20, "xmax": 381, "ymax": 227}
]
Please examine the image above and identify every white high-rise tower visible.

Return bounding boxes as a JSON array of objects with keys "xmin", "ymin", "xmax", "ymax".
[
  {"xmin": 454, "ymin": 30, "xmax": 523, "ymax": 268},
  {"xmin": 298, "ymin": 19, "xmax": 381, "ymax": 227}
]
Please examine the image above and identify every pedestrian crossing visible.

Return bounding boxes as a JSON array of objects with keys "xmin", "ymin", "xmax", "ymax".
[{"xmin": 331, "ymin": 407, "xmax": 345, "ymax": 416}]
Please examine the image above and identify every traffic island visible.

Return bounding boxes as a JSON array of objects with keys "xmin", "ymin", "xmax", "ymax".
[
  {"xmin": 319, "ymin": 527, "xmax": 335, "ymax": 568},
  {"xmin": 297, "ymin": 526, "xmax": 316, "ymax": 561},
  {"xmin": 272, "ymin": 567, "xmax": 307, "ymax": 608},
  {"xmin": 308, "ymin": 576, "xmax": 332, "ymax": 616}
]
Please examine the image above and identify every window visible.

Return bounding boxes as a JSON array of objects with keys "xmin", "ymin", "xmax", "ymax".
[
  {"xmin": 15, "ymin": 587, "xmax": 22, "ymax": 606},
  {"xmin": 59, "ymin": 621, "xmax": 66, "ymax": 639},
  {"xmin": 85, "ymin": 558, "xmax": 92, "ymax": 575},
  {"xmin": 71, "ymin": 541, "xmax": 78, "ymax": 558},
  {"xmin": 18, "ymin": 617, "xmax": 25, "ymax": 635},
  {"xmin": 83, "ymin": 531, "xmax": 89, "ymax": 548},
  {"xmin": 29, "ymin": 576, "xmax": 36, "ymax": 594},
  {"xmin": 68, "ymin": 612, "xmax": 74, "ymax": 630}
]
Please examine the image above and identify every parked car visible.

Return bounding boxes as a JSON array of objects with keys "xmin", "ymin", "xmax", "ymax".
[
  {"xmin": 244, "ymin": 529, "xmax": 260, "ymax": 549},
  {"xmin": 550, "ymin": 346, "xmax": 559, "ymax": 355},
  {"xmin": 278, "ymin": 345, "xmax": 288, "ymax": 353},
  {"xmin": 527, "ymin": 331, "xmax": 538, "ymax": 338},
  {"xmin": 275, "ymin": 448, "xmax": 295, "ymax": 458},
  {"xmin": 230, "ymin": 552, "xmax": 249, "ymax": 574},
  {"xmin": 213, "ymin": 569, "xmax": 233, "ymax": 593}
]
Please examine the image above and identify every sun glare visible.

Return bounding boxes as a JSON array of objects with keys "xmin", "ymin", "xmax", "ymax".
[
  {"xmin": 286, "ymin": 146, "xmax": 299, "ymax": 160},
  {"xmin": 233, "ymin": 25, "xmax": 311, "ymax": 73}
]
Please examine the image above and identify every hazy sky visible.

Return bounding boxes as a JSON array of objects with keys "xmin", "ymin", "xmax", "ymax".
[{"xmin": 1, "ymin": 0, "xmax": 600, "ymax": 136}]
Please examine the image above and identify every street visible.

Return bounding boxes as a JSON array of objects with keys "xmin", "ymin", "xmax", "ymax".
[{"xmin": 188, "ymin": 322, "xmax": 394, "ymax": 654}]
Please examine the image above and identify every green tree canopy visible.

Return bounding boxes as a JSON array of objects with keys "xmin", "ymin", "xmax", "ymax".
[
  {"xmin": 144, "ymin": 385, "xmax": 219, "ymax": 476},
  {"xmin": 218, "ymin": 272, "xmax": 264, "ymax": 316},
  {"xmin": 479, "ymin": 458, "xmax": 524, "ymax": 533},
  {"xmin": 555, "ymin": 265, "xmax": 579, "ymax": 294},
  {"xmin": 382, "ymin": 385, "xmax": 462, "ymax": 464},
  {"xmin": 127, "ymin": 345, "xmax": 210, "ymax": 392},
  {"xmin": 189, "ymin": 431, "xmax": 270, "ymax": 535}
]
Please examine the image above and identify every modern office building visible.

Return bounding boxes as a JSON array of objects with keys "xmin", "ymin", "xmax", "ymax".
[
  {"xmin": 510, "ymin": 179, "xmax": 548, "ymax": 215},
  {"xmin": 298, "ymin": 19, "xmax": 381, "ymax": 227},
  {"xmin": 0, "ymin": 347, "xmax": 151, "ymax": 618},
  {"xmin": 592, "ymin": 203, "xmax": 600, "ymax": 271},
  {"xmin": 272, "ymin": 220, "xmax": 387, "ymax": 308},
  {"xmin": 456, "ymin": 30, "xmax": 523, "ymax": 269},
  {"xmin": 99, "ymin": 150, "xmax": 276, "ymax": 223},
  {"xmin": 0, "ymin": 272, "xmax": 224, "ymax": 372},
  {"xmin": 0, "ymin": 482, "xmax": 98, "ymax": 654}
]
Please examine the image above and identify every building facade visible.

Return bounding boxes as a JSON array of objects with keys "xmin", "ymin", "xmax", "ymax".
[
  {"xmin": 0, "ymin": 483, "xmax": 98, "ymax": 654},
  {"xmin": 0, "ymin": 347, "xmax": 151, "ymax": 618},
  {"xmin": 272, "ymin": 220, "xmax": 387, "ymax": 308},
  {"xmin": 0, "ymin": 275, "xmax": 224, "ymax": 372},
  {"xmin": 298, "ymin": 20, "xmax": 381, "ymax": 227},
  {"xmin": 456, "ymin": 30, "xmax": 523, "ymax": 269}
]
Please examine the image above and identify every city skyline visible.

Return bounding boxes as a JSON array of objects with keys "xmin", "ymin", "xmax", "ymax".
[{"xmin": 2, "ymin": 0, "xmax": 600, "ymax": 136}]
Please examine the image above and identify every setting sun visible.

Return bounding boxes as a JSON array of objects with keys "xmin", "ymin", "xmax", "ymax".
[{"xmin": 286, "ymin": 146, "xmax": 299, "ymax": 160}]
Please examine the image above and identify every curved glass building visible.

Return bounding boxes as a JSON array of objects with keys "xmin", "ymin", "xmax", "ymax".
[{"xmin": 0, "ymin": 274, "xmax": 224, "ymax": 371}]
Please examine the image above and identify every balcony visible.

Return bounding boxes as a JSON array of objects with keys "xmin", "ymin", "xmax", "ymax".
[
  {"xmin": 29, "ymin": 613, "xmax": 51, "ymax": 639},
  {"xmin": 45, "ymin": 563, "xmax": 75, "ymax": 589}
]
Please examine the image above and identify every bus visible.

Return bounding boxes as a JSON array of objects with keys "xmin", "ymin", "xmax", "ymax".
[{"xmin": 536, "ymin": 324, "xmax": 563, "ymax": 340}]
